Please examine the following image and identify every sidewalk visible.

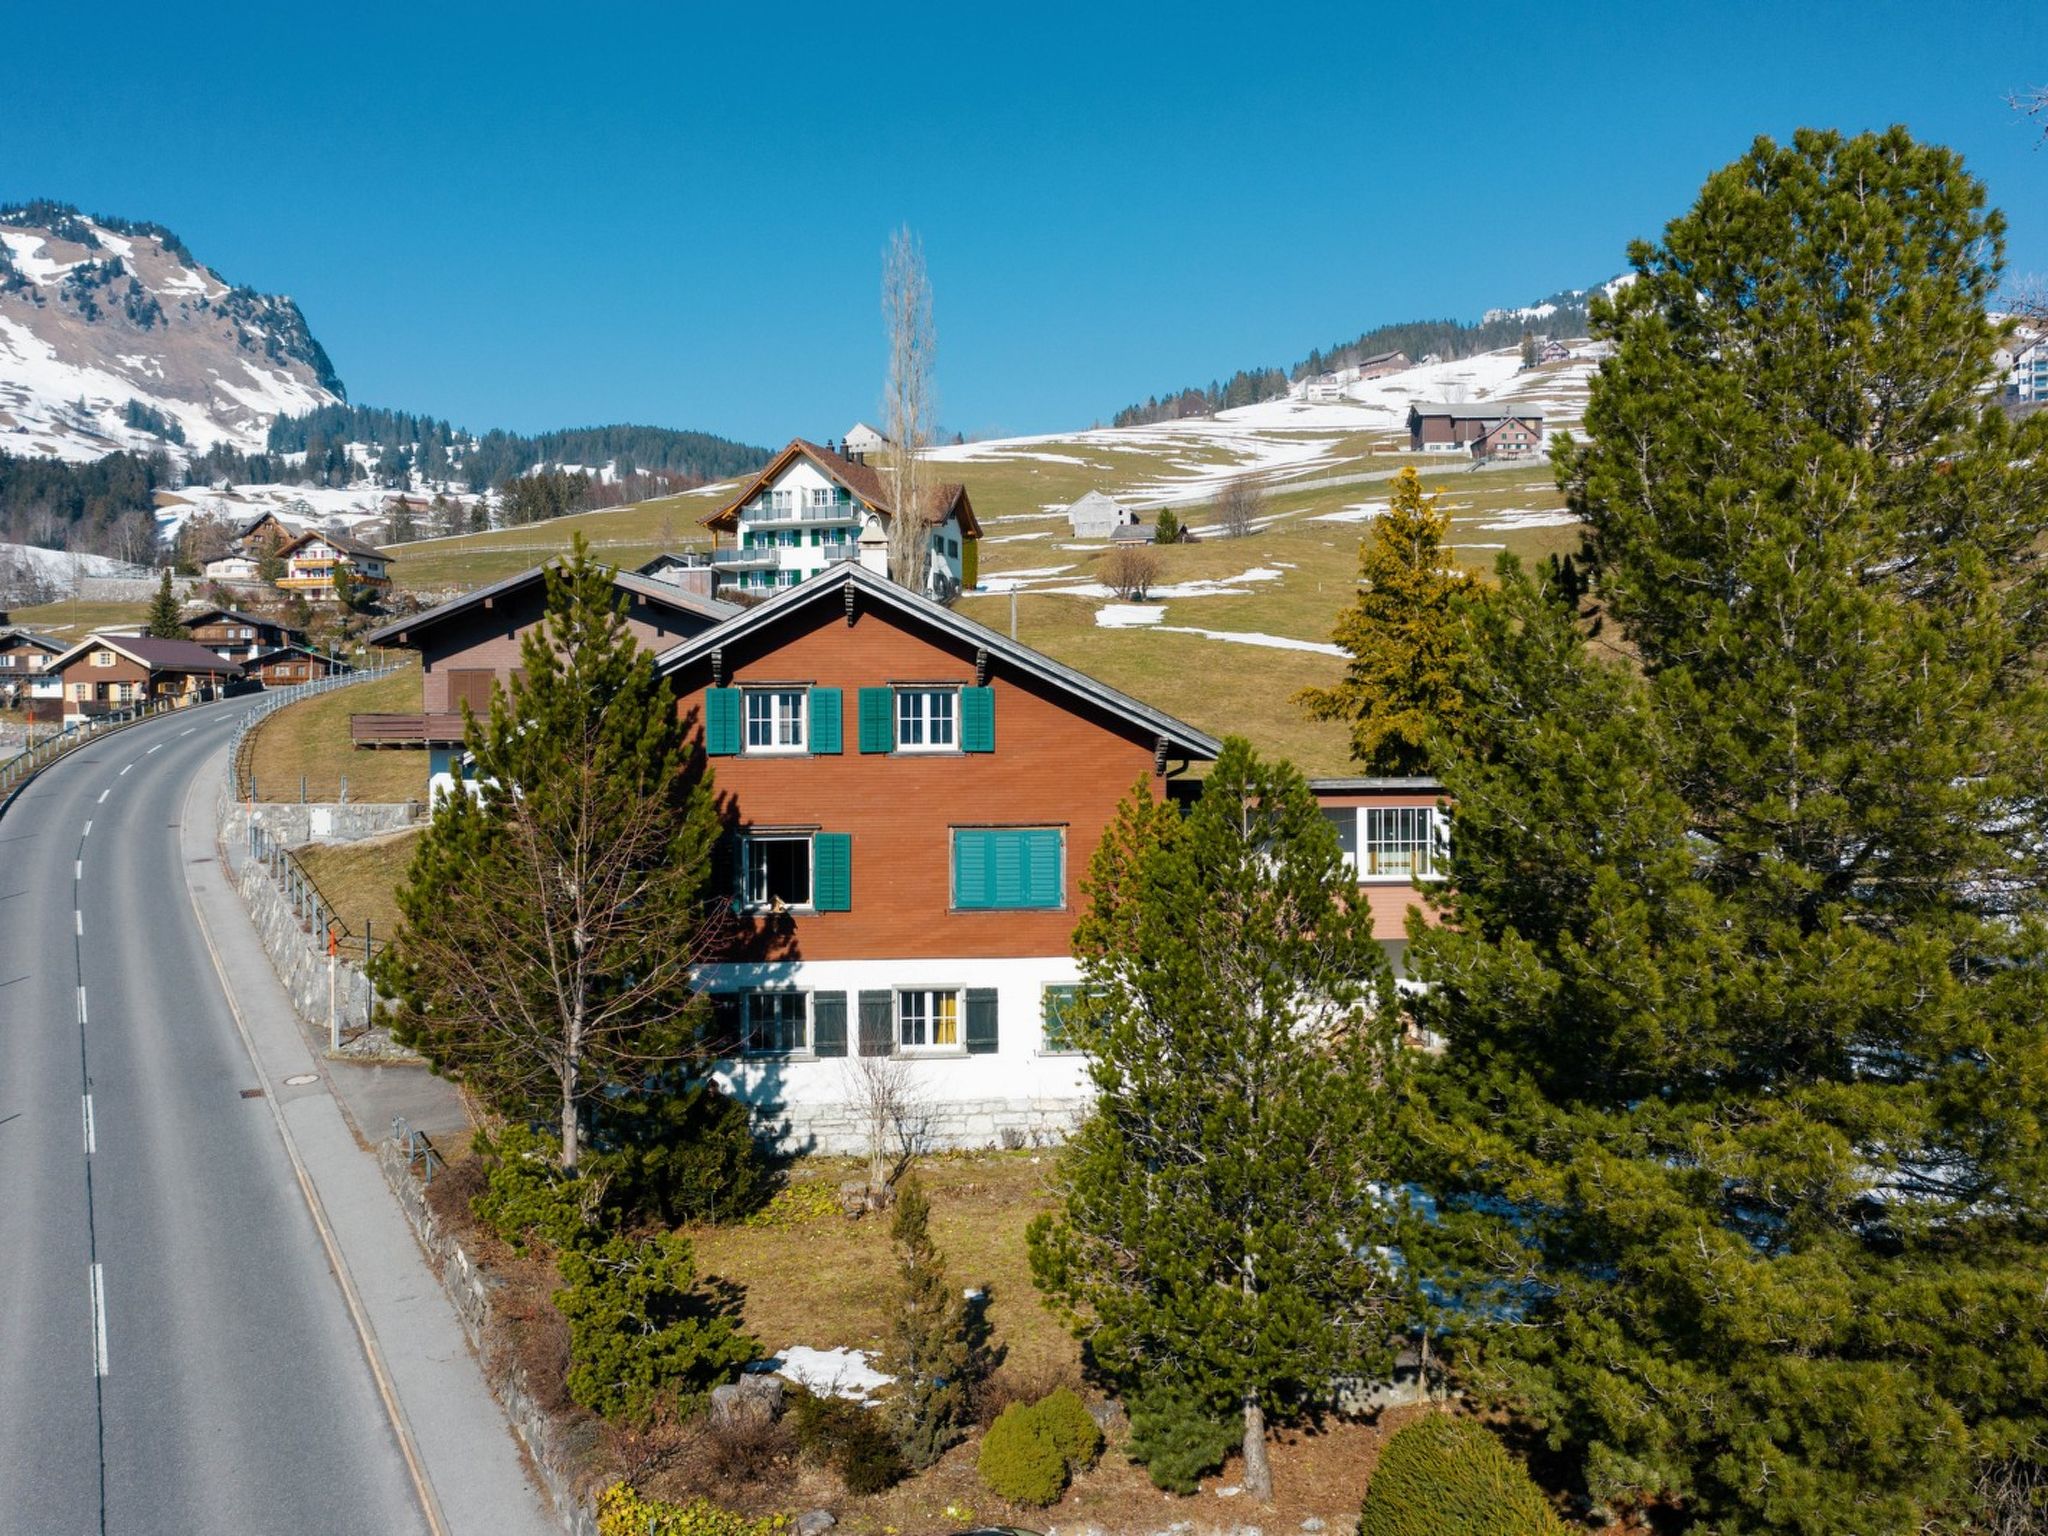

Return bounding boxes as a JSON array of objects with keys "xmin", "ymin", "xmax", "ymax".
[{"xmin": 181, "ymin": 746, "xmax": 557, "ymax": 1536}]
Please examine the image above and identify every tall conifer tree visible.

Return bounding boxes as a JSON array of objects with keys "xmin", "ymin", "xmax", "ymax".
[
  {"xmin": 144, "ymin": 568, "xmax": 182, "ymax": 637},
  {"xmin": 1298, "ymin": 467, "xmax": 1473, "ymax": 772},
  {"xmin": 1412, "ymin": 128, "xmax": 2048, "ymax": 1533}
]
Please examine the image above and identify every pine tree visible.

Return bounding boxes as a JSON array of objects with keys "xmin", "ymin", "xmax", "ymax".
[
  {"xmin": 1029, "ymin": 743, "xmax": 1406, "ymax": 1501},
  {"xmin": 144, "ymin": 568, "xmax": 182, "ymax": 637},
  {"xmin": 881, "ymin": 1174, "xmax": 988, "ymax": 1468},
  {"xmin": 1153, "ymin": 506, "xmax": 1181, "ymax": 545},
  {"xmin": 1296, "ymin": 467, "xmax": 1473, "ymax": 772},
  {"xmin": 374, "ymin": 536, "xmax": 725, "ymax": 1166},
  {"xmin": 1411, "ymin": 128, "xmax": 2048, "ymax": 1533}
]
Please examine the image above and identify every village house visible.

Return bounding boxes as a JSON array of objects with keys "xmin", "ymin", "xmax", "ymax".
[
  {"xmin": 275, "ymin": 528, "xmax": 392, "ymax": 600},
  {"xmin": 1356, "ymin": 349, "xmax": 1412, "ymax": 379},
  {"xmin": 1539, "ymin": 338, "xmax": 1572, "ymax": 364},
  {"xmin": 636, "ymin": 551, "xmax": 717, "ymax": 600},
  {"xmin": 0, "ymin": 627, "xmax": 66, "ymax": 718},
  {"xmin": 1311, "ymin": 776, "xmax": 1447, "ymax": 980},
  {"xmin": 357, "ymin": 561, "xmax": 736, "ymax": 787},
  {"xmin": 842, "ymin": 421, "xmax": 890, "ymax": 458},
  {"xmin": 700, "ymin": 439, "xmax": 979, "ymax": 601},
  {"xmin": 201, "ymin": 553, "xmax": 263, "ymax": 582},
  {"xmin": 1407, "ymin": 403, "xmax": 1545, "ymax": 458},
  {"xmin": 47, "ymin": 633, "xmax": 242, "ymax": 724},
  {"xmin": 246, "ymin": 642, "xmax": 349, "ymax": 687},
  {"xmin": 181, "ymin": 605, "xmax": 305, "ymax": 663},
  {"xmin": 1064, "ymin": 489, "xmax": 1140, "ymax": 539},
  {"xmin": 1108, "ymin": 520, "xmax": 1153, "ymax": 546}
]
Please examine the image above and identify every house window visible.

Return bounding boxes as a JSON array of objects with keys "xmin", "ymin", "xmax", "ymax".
[
  {"xmin": 744, "ymin": 689, "xmax": 806, "ymax": 752},
  {"xmin": 741, "ymin": 835, "xmax": 813, "ymax": 911},
  {"xmin": 1041, "ymin": 984, "xmax": 1092, "ymax": 1054},
  {"xmin": 1360, "ymin": 806, "xmax": 1443, "ymax": 880},
  {"xmin": 899, "ymin": 988, "xmax": 960, "ymax": 1051},
  {"xmin": 92, "ymin": 650, "xmax": 115, "ymax": 668},
  {"xmin": 745, "ymin": 990, "xmax": 808, "ymax": 1055},
  {"xmin": 896, "ymin": 688, "xmax": 957, "ymax": 751}
]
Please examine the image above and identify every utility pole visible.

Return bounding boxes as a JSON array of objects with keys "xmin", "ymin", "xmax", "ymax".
[{"xmin": 327, "ymin": 923, "xmax": 340, "ymax": 1053}]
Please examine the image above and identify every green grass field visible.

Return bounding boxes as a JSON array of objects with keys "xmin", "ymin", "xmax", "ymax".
[{"xmin": 246, "ymin": 664, "xmax": 428, "ymax": 802}]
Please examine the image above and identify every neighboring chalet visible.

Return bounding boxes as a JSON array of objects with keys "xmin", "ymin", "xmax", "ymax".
[
  {"xmin": 202, "ymin": 553, "xmax": 263, "ymax": 582},
  {"xmin": 247, "ymin": 643, "xmax": 349, "ymax": 687},
  {"xmin": 1311, "ymin": 776, "xmax": 1446, "ymax": 980},
  {"xmin": 658, "ymin": 559, "xmax": 1220, "ymax": 1151},
  {"xmin": 700, "ymin": 439, "xmax": 980, "ymax": 600},
  {"xmin": 48, "ymin": 633, "xmax": 241, "ymax": 724},
  {"xmin": 1357, "ymin": 349, "xmax": 1412, "ymax": 379},
  {"xmin": 233, "ymin": 510, "xmax": 299, "ymax": 554},
  {"xmin": 636, "ymin": 552, "xmax": 717, "ymax": 600},
  {"xmin": 1109, "ymin": 521, "xmax": 1153, "ymax": 546},
  {"xmin": 276, "ymin": 528, "xmax": 392, "ymax": 600},
  {"xmin": 842, "ymin": 421, "xmax": 891, "ymax": 458},
  {"xmin": 0, "ymin": 628, "xmax": 66, "ymax": 718},
  {"xmin": 181, "ymin": 605, "xmax": 305, "ymax": 663},
  {"xmin": 1065, "ymin": 490, "xmax": 1141, "ymax": 539},
  {"xmin": 1407, "ymin": 403, "xmax": 1545, "ymax": 459},
  {"xmin": 1539, "ymin": 338, "xmax": 1571, "ymax": 364},
  {"xmin": 357, "ymin": 562, "xmax": 736, "ymax": 786}
]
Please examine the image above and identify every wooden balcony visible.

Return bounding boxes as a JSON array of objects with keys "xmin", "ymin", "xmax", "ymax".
[{"xmin": 350, "ymin": 711, "xmax": 466, "ymax": 748}]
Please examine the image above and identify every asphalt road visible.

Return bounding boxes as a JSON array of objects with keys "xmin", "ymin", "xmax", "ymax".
[{"xmin": 0, "ymin": 699, "xmax": 426, "ymax": 1536}]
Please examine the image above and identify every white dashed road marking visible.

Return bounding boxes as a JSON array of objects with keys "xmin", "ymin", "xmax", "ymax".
[
  {"xmin": 82, "ymin": 1095, "xmax": 96, "ymax": 1155},
  {"xmin": 118, "ymin": 764, "xmax": 132, "ymax": 776},
  {"xmin": 97, "ymin": 789, "xmax": 109, "ymax": 804},
  {"xmin": 145, "ymin": 744, "xmax": 161, "ymax": 755},
  {"xmin": 90, "ymin": 1263, "xmax": 108, "ymax": 1377}
]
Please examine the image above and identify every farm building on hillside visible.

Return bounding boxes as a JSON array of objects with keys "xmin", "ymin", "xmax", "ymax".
[
  {"xmin": 1407, "ymin": 404, "xmax": 1545, "ymax": 459},
  {"xmin": 842, "ymin": 422, "xmax": 890, "ymax": 459},
  {"xmin": 1064, "ymin": 490, "xmax": 1140, "ymax": 539},
  {"xmin": 1357, "ymin": 349, "xmax": 1411, "ymax": 379}
]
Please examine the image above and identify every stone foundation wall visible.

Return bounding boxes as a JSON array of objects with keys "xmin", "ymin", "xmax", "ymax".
[
  {"xmin": 378, "ymin": 1141, "xmax": 599, "ymax": 1536},
  {"xmin": 747, "ymin": 1095, "xmax": 1085, "ymax": 1157}
]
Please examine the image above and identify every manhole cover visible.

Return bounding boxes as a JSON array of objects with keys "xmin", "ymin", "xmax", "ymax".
[
  {"xmin": 238, "ymin": 1087, "xmax": 264, "ymax": 1099},
  {"xmin": 283, "ymin": 1073, "xmax": 317, "ymax": 1086}
]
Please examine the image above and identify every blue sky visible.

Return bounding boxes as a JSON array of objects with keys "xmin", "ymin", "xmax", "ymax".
[{"xmin": 7, "ymin": 1, "xmax": 2047, "ymax": 446}]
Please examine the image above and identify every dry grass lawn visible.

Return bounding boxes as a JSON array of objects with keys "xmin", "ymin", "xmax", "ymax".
[
  {"xmin": 292, "ymin": 830, "xmax": 421, "ymax": 954},
  {"xmin": 246, "ymin": 664, "xmax": 428, "ymax": 802}
]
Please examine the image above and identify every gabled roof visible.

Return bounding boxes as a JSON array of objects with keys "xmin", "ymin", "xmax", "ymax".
[
  {"xmin": 49, "ymin": 632, "xmax": 245, "ymax": 676},
  {"xmin": 702, "ymin": 439, "xmax": 980, "ymax": 538},
  {"xmin": 1407, "ymin": 402, "xmax": 1545, "ymax": 423},
  {"xmin": 278, "ymin": 527, "xmax": 388, "ymax": 561},
  {"xmin": 1066, "ymin": 489, "xmax": 1133, "ymax": 516},
  {"xmin": 181, "ymin": 605, "xmax": 296, "ymax": 632},
  {"xmin": 655, "ymin": 561, "xmax": 1220, "ymax": 760},
  {"xmin": 362, "ymin": 561, "xmax": 739, "ymax": 648},
  {"xmin": 248, "ymin": 642, "xmax": 345, "ymax": 666},
  {"xmin": 1359, "ymin": 349, "xmax": 1409, "ymax": 367},
  {"xmin": 0, "ymin": 627, "xmax": 66, "ymax": 653}
]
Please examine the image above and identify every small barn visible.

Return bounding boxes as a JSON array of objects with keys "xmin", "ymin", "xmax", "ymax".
[{"xmin": 1065, "ymin": 490, "xmax": 1140, "ymax": 539}]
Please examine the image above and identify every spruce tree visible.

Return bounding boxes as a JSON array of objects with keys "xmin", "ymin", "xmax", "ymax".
[
  {"xmin": 375, "ymin": 536, "xmax": 723, "ymax": 1166},
  {"xmin": 1029, "ymin": 743, "xmax": 1405, "ymax": 1500},
  {"xmin": 144, "ymin": 568, "xmax": 182, "ymax": 637},
  {"xmin": 1412, "ymin": 128, "xmax": 2048, "ymax": 1533},
  {"xmin": 1297, "ymin": 467, "xmax": 1473, "ymax": 771},
  {"xmin": 881, "ymin": 1174, "xmax": 987, "ymax": 1468}
]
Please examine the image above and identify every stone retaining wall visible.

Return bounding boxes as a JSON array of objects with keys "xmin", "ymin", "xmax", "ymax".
[
  {"xmin": 227, "ymin": 832, "xmax": 388, "ymax": 1048},
  {"xmin": 79, "ymin": 573, "xmax": 204, "ymax": 602},
  {"xmin": 225, "ymin": 798, "xmax": 422, "ymax": 848},
  {"xmin": 377, "ymin": 1141, "xmax": 599, "ymax": 1536}
]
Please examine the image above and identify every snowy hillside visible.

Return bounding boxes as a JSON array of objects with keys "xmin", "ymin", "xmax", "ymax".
[{"xmin": 0, "ymin": 202, "xmax": 343, "ymax": 465}]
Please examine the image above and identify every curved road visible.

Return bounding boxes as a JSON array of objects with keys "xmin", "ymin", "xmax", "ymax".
[{"xmin": 0, "ymin": 698, "xmax": 426, "ymax": 1535}]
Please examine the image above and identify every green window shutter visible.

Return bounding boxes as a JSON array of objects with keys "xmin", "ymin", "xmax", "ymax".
[
  {"xmin": 1024, "ymin": 829, "xmax": 1064, "ymax": 908},
  {"xmin": 858, "ymin": 687, "xmax": 894, "ymax": 753},
  {"xmin": 961, "ymin": 686, "xmax": 995, "ymax": 752},
  {"xmin": 993, "ymin": 831, "xmax": 1026, "ymax": 906},
  {"xmin": 812, "ymin": 991, "xmax": 847, "ymax": 1057},
  {"xmin": 809, "ymin": 687, "xmax": 843, "ymax": 754},
  {"xmin": 705, "ymin": 687, "xmax": 741, "ymax": 755},
  {"xmin": 858, "ymin": 990, "xmax": 895, "ymax": 1056},
  {"xmin": 965, "ymin": 988, "xmax": 999, "ymax": 1054},
  {"xmin": 813, "ymin": 832, "xmax": 852, "ymax": 911},
  {"xmin": 953, "ymin": 828, "xmax": 991, "ymax": 909}
]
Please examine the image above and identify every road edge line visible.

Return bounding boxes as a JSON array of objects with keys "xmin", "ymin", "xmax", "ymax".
[{"xmin": 182, "ymin": 768, "xmax": 451, "ymax": 1536}]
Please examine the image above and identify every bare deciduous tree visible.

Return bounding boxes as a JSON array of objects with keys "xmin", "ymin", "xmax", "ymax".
[
  {"xmin": 883, "ymin": 226, "xmax": 936, "ymax": 595},
  {"xmin": 844, "ymin": 1053, "xmax": 930, "ymax": 1207},
  {"xmin": 1213, "ymin": 476, "xmax": 1265, "ymax": 540},
  {"xmin": 1101, "ymin": 544, "xmax": 1162, "ymax": 599}
]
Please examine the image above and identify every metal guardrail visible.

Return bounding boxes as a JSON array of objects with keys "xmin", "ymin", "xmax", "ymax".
[
  {"xmin": 227, "ymin": 663, "xmax": 404, "ymax": 802},
  {"xmin": 247, "ymin": 815, "xmax": 391, "ymax": 972},
  {"xmin": 391, "ymin": 1116, "xmax": 443, "ymax": 1188}
]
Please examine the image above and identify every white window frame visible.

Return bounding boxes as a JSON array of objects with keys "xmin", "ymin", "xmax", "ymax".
[
  {"xmin": 895, "ymin": 687, "xmax": 959, "ymax": 752},
  {"xmin": 743, "ymin": 688, "xmax": 807, "ymax": 754},
  {"xmin": 91, "ymin": 650, "xmax": 116, "ymax": 668},
  {"xmin": 739, "ymin": 833, "xmax": 814, "ymax": 913},
  {"xmin": 743, "ymin": 989, "xmax": 810, "ymax": 1057},
  {"xmin": 897, "ymin": 987, "xmax": 963, "ymax": 1054},
  {"xmin": 1354, "ymin": 805, "xmax": 1445, "ymax": 881}
]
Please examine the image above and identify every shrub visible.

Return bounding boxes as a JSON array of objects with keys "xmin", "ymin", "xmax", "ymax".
[
  {"xmin": 1358, "ymin": 1416, "xmax": 1564, "ymax": 1536},
  {"xmin": 595, "ymin": 1484, "xmax": 790, "ymax": 1536},
  {"xmin": 1124, "ymin": 1382, "xmax": 1239, "ymax": 1494},
  {"xmin": 590, "ymin": 1078, "xmax": 773, "ymax": 1226},
  {"xmin": 471, "ymin": 1123, "xmax": 603, "ymax": 1253},
  {"xmin": 788, "ymin": 1387, "xmax": 906, "ymax": 1494},
  {"xmin": 978, "ymin": 1402, "xmax": 1069, "ymax": 1507},
  {"xmin": 1034, "ymin": 1387, "xmax": 1103, "ymax": 1470},
  {"xmin": 554, "ymin": 1231, "xmax": 757, "ymax": 1422}
]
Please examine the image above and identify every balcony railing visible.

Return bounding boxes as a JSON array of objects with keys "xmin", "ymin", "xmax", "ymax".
[
  {"xmin": 743, "ymin": 501, "xmax": 864, "ymax": 527},
  {"xmin": 710, "ymin": 547, "xmax": 782, "ymax": 568}
]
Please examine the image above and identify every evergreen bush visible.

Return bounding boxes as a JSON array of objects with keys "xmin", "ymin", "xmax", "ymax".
[
  {"xmin": 595, "ymin": 1484, "xmax": 790, "ymax": 1536},
  {"xmin": 977, "ymin": 1402, "xmax": 1068, "ymax": 1506},
  {"xmin": 1032, "ymin": 1387, "xmax": 1102, "ymax": 1471},
  {"xmin": 470, "ymin": 1123, "xmax": 601, "ymax": 1253},
  {"xmin": 589, "ymin": 1078, "xmax": 772, "ymax": 1226},
  {"xmin": 554, "ymin": 1231, "xmax": 756, "ymax": 1423},
  {"xmin": 1123, "ymin": 1382, "xmax": 1239, "ymax": 1494},
  {"xmin": 787, "ymin": 1387, "xmax": 906, "ymax": 1494},
  {"xmin": 1357, "ymin": 1417, "xmax": 1562, "ymax": 1536}
]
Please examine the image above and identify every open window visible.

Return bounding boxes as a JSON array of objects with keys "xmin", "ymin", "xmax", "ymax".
[{"xmin": 741, "ymin": 834, "xmax": 813, "ymax": 911}]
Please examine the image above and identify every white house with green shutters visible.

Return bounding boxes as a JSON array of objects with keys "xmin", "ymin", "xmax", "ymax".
[{"xmin": 660, "ymin": 560, "xmax": 1221, "ymax": 1152}]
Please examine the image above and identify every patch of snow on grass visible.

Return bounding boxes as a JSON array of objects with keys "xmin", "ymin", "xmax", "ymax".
[
  {"xmin": 771, "ymin": 1346, "xmax": 893, "ymax": 1402},
  {"xmin": 1096, "ymin": 604, "xmax": 1165, "ymax": 627},
  {"xmin": 1157, "ymin": 626, "xmax": 1344, "ymax": 657},
  {"xmin": 1312, "ymin": 500, "xmax": 1389, "ymax": 524},
  {"xmin": 1472, "ymin": 509, "xmax": 1579, "ymax": 530}
]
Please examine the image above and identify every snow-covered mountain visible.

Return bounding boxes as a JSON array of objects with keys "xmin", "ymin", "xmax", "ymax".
[{"xmin": 0, "ymin": 200, "xmax": 344, "ymax": 465}]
